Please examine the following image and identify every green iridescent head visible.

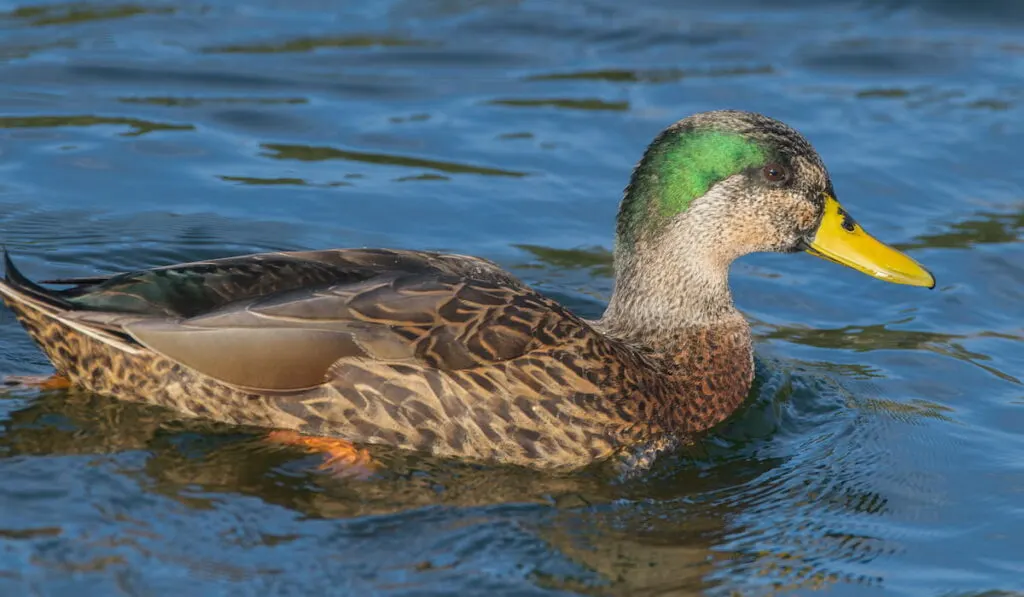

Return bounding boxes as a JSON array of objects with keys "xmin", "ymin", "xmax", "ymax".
[
  {"xmin": 612, "ymin": 110, "xmax": 935, "ymax": 289},
  {"xmin": 617, "ymin": 110, "xmax": 817, "ymax": 246},
  {"xmin": 653, "ymin": 131, "xmax": 766, "ymax": 215}
]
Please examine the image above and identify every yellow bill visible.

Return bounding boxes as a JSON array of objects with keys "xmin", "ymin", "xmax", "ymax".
[{"xmin": 806, "ymin": 195, "xmax": 935, "ymax": 289}]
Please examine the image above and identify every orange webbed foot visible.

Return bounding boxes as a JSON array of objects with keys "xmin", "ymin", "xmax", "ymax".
[
  {"xmin": 266, "ymin": 430, "xmax": 378, "ymax": 480},
  {"xmin": 2, "ymin": 374, "xmax": 71, "ymax": 390}
]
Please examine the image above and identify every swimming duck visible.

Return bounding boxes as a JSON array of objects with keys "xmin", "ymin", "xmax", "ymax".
[{"xmin": 0, "ymin": 110, "xmax": 934, "ymax": 473}]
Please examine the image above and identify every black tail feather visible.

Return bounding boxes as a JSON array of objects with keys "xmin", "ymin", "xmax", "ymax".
[
  {"xmin": 39, "ymin": 276, "xmax": 112, "ymax": 286},
  {"xmin": 2, "ymin": 250, "xmax": 76, "ymax": 310}
]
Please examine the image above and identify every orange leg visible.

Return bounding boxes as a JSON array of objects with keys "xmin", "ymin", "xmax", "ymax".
[
  {"xmin": 266, "ymin": 430, "xmax": 378, "ymax": 479},
  {"xmin": 2, "ymin": 374, "xmax": 71, "ymax": 390}
]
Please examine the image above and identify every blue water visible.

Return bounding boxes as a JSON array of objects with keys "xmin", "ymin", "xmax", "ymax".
[{"xmin": 0, "ymin": 0, "xmax": 1022, "ymax": 595}]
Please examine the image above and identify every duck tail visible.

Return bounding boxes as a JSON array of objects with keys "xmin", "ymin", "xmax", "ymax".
[
  {"xmin": 0, "ymin": 249, "xmax": 76, "ymax": 313},
  {"xmin": 0, "ymin": 249, "xmax": 143, "ymax": 355}
]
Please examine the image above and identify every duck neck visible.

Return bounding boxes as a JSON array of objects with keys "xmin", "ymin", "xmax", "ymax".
[
  {"xmin": 598, "ymin": 221, "xmax": 756, "ymax": 437},
  {"xmin": 599, "ymin": 219, "xmax": 747, "ymax": 348}
]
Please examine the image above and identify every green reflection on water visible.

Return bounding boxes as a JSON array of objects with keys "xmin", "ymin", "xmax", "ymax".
[
  {"xmin": 204, "ymin": 36, "xmax": 432, "ymax": 54},
  {"xmin": 763, "ymin": 324, "xmax": 958, "ymax": 352},
  {"xmin": 967, "ymin": 99, "xmax": 1012, "ymax": 111},
  {"xmin": 120, "ymin": 96, "xmax": 308, "ymax": 107},
  {"xmin": 514, "ymin": 244, "xmax": 613, "ymax": 277},
  {"xmin": 261, "ymin": 143, "xmax": 526, "ymax": 177},
  {"xmin": 792, "ymin": 361, "xmax": 885, "ymax": 381},
  {"xmin": 5, "ymin": 3, "xmax": 173, "ymax": 26},
  {"xmin": 525, "ymin": 65, "xmax": 773, "ymax": 84},
  {"xmin": 855, "ymin": 88, "xmax": 910, "ymax": 99},
  {"xmin": 860, "ymin": 398, "xmax": 956, "ymax": 423},
  {"xmin": 394, "ymin": 173, "xmax": 450, "ymax": 182},
  {"xmin": 489, "ymin": 98, "xmax": 629, "ymax": 111},
  {"xmin": 899, "ymin": 209, "xmax": 1023, "ymax": 250},
  {"xmin": 218, "ymin": 175, "xmax": 352, "ymax": 188},
  {"xmin": 0, "ymin": 39, "xmax": 76, "ymax": 61},
  {"xmin": 0, "ymin": 115, "xmax": 192, "ymax": 136},
  {"xmin": 764, "ymin": 324, "xmax": 1021, "ymax": 384},
  {"xmin": 219, "ymin": 176, "xmax": 305, "ymax": 186}
]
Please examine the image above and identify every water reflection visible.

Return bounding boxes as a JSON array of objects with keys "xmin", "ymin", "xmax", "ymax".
[
  {"xmin": 119, "ymin": 96, "xmax": 308, "ymax": 107},
  {"xmin": 204, "ymin": 36, "xmax": 432, "ymax": 54},
  {"xmin": 488, "ymin": 98, "xmax": 629, "ymax": 111},
  {"xmin": 0, "ymin": 360, "xmax": 890, "ymax": 594},
  {"xmin": 4, "ymin": 3, "xmax": 173, "ymax": 27},
  {"xmin": 0, "ymin": 115, "xmax": 192, "ymax": 136},
  {"xmin": 0, "ymin": 39, "xmax": 76, "ymax": 61},
  {"xmin": 900, "ymin": 208, "xmax": 1024, "ymax": 250},
  {"xmin": 261, "ymin": 143, "xmax": 527, "ymax": 177},
  {"xmin": 762, "ymin": 324, "xmax": 1021, "ymax": 384},
  {"xmin": 217, "ymin": 175, "xmax": 350, "ymax": 188},
  {"xmin": 514, "ymin": 244, "xmax": 614, "ymax": 277},
  {"xmin": 525, "ymin": 65, "xmax": 774, "ymax": 83}
]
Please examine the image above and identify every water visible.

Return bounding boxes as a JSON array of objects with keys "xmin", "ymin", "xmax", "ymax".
[{"xmin": 0, "ymin": 0, "xmax": 1021, "ymax": 594}]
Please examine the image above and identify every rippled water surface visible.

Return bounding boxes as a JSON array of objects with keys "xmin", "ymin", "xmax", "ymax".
[{"xmin": 0, "ymin": 0, "xmax": 1022, "ymax": 595}]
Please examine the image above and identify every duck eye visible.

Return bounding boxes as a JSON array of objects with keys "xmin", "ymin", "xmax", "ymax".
[{"xmin": 762, "ymin": 163, "xmax": 788, "ymax": 183}]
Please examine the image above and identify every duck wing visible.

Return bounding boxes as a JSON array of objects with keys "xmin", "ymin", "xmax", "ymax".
[
  {"xmin": 113, "ymin": 271, "xmax": 587, "ymax": 392},
  {"xmin": 44, "ymin": 248, "xmax": 524, "ymax": 318},
  {"xmin": 23, "ymin": 248, "xmax": 590, "ymax": 393}
]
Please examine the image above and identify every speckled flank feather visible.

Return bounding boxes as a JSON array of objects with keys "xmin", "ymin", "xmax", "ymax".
[{"xmin": 0, "ymin": 248, "xmax": 753, "ymax": 471}]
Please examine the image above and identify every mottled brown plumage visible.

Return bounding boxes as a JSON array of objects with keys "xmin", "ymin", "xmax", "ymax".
[{"xmin": 0, "ymin": 111, "xmax": 934, "ymax": 472}]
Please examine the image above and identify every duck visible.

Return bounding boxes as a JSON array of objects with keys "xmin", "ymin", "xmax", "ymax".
[{"xmin": 0, "ymin": 110, "xmax": 934, "ymax": 474}]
